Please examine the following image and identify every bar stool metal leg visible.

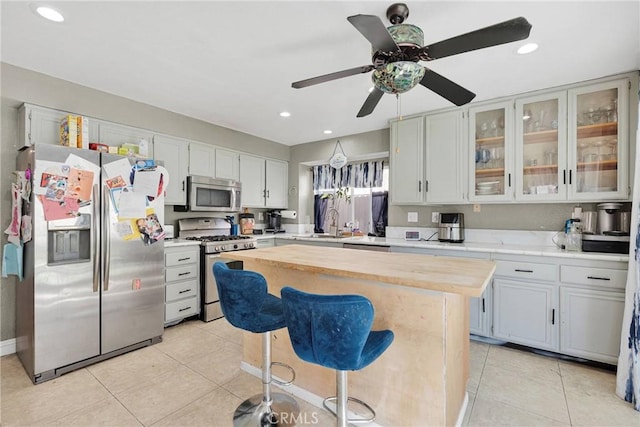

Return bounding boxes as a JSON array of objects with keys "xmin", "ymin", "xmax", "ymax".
[
  {"xmin": 323, "ymin": 370, "xmax": 376, "ymax": 427},
  {"xmin": 233, "ymin": 331, "xmax": 299, "ymax": 427}
]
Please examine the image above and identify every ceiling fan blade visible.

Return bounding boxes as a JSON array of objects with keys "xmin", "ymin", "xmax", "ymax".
[
  {"xmin": 347, "ymin": 14, "xmax": 400, "ymax": 52},
  {"xmin": 292, "ymin": 65, "xmax": 374, "ymax": 89},
  {"xmin": 357, "ymin": 88, "xmax": 384, "ymax": 118},
  {"xmin": 423, "ymin": 17, "xmax": 532, "ymax": 60},
  {"xmin": 419, "ymin": 69, "xmax": 476, "ymax": 106}
]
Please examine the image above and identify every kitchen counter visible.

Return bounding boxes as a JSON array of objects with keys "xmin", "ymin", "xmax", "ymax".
[
  {"xmin": 224, "ymin": 245, "xmax": 496, "ymax": 426},
  {"xmin": 254, "ymin": 233, "xmax": 629, "ymax": 262}
]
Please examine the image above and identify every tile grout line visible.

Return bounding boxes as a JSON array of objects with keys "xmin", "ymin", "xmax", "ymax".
[{"xmin": 557, "ymin": 362, "xmax": 575, "ymax": 426}]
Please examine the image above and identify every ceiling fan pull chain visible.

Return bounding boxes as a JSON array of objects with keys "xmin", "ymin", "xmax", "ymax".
[{"xmin": 396, "ymin": 93, "xmax": 402, "ymax": 121}]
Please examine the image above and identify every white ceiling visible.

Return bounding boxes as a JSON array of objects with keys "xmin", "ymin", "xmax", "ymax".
[{"xmin": 2, "ymin": 1, "xmax": 639, "ymax": 146}]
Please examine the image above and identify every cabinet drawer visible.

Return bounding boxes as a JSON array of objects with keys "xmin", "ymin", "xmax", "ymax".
[
  {"xmin": 166, "ymin": 279, "xmax": 199, "ymax": 302},
  {"xmin": 560, "ymin": 265, "xmax": 627, "ymax": 289},
  {"xmin": 494, "ymin": 260, "xmax": 557, "ymax": 282},
  {"xmin": 165, "ymin": 296, "xmax": 199, "ymax": 321},
  {"xmin": 166, "ymin": 265, "xmax": 198, "ymax": 282},
  {"xmin": 165, "ymin": 250, "xmax": 199, "ymax": 267}
]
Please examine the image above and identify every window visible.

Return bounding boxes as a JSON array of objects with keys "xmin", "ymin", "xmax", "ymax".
[{"xmin": 313, "ymin": 164, "xmax": 388, "ymax": 236}]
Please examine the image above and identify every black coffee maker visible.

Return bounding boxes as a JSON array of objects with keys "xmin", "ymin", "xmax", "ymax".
[{"xmin": 265, "ymin": 210, "xmax": 283, "ymax": 233}]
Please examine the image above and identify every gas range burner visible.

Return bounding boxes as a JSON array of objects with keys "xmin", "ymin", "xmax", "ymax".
[{"xmin": 186, "ymin": 235, "xmax": 251, "ymax": 243}]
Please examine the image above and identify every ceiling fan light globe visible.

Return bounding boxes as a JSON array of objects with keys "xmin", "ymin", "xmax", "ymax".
[
  {"xmin": 373, "ymin": 61, "xmax": 425, "ymax": 94},
  {"xmin": 387, "ymin": 24, "xmax": 424, "ymax": 47}
]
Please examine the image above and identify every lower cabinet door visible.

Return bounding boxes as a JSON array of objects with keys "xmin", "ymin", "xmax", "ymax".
[
  {"xmin": 560, "ymin": 287, "xmax": 625, "ymax": 364},
  {"xmin": 470, "ymin": 284, "xmax": 492, "ymax": 337},
  {"xmin": 165, "ymin": 296, "xmax": 199, "ymax": 322},
  {"xmin": 493, "ymin": 279, "xmax": 558, "ymax": 351}
]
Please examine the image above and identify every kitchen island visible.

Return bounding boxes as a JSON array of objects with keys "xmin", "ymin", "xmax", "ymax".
[{"xmin": 224, "ymin": 244, "xmax": 496, "ymax": 426}]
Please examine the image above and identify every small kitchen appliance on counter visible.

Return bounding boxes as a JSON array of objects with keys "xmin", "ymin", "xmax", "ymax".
[
  {"xmin": 581, "ymin": 203, "xmax": 630, "ymax": 254},
  {"xmin": 438, "ymin": 213, "xmax": 465, "ymax": 243},
  {"xmin": 265, "ymin": 210, "xmax": 284, "ymax": 233}
]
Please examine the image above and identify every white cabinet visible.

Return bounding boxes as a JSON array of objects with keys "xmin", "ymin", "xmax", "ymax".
[
  {"xmin": 390, "ymin": 112, "xmax": 464, "ymax": 205},
  {"xmin": 390, "ymin": 116, "xmax": 424, "ymax": 204},
  {"xmin": 189, "ymin": 142, "xmax": 216, "ymax": 177},
  {"xmin": 256, "ymin": 238, "xmax": 275, "ymax": 248},
  {"xmin": 96, "ymin": 122, "xmax": 153, "ymax": 155},
  {"xmin": 164, "ymin": 245, "xmax": 200, "ymax": 326},
  {"xmin": 275, "ymin": 238, "xmax": 343, "ymax": 248},
  {"xmin": 425, "ymin": 111, "xmax": 465, "ymax": 203},
  {"xmin": 492, "ymin": 278, "xmax": 558, "ymax": 351},
  {"xmin": 567, "ymin": 78, "xmax": 630, "ymax": 200},
  {"xmin": 153, "ymin": 134, "xmax": 189, "ymax": 205},
  {"xmin": 560, "ymin": 287, "xmax": 625, "ymax": 364},
  {"xmin": 514, "ymin": 91, "xmax": 568, "ymax": 201},
  {"xmin": 239, "ymin": 154, "xmax": 288, "ymax": 208},
  {"xmin": 215, "ymin": 148, "xmax": 240, "ymax": 181},
  {"xmin": 468, "ymin": 101, "xmax": 514, "ymax": 202},
  {"xmin": 19, "ymin": 104, "xmax": 99, "ymax": 149}
]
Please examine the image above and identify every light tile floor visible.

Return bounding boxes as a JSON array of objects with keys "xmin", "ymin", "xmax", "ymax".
[{"xmin": 1, "ymin": 318, "xmax": 639, "ymax": 426}]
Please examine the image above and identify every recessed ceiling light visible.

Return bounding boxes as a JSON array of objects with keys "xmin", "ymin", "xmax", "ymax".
[
  {"xmin": 517, "ymin": 42, "xmax": 538, "ymax": 55},
  {"xmin": 323, "ymin": 130, "xmax": 333, "ymax": 135},
  {"xmin": 279, "ymin": 111, "xmax": 291, "ymax": 117},
  {"xmin": 35, "ymin": 5, "xmax": 65, "ymax": 22}
]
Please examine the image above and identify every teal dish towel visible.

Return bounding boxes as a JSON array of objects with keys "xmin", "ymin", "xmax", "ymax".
[{"xmin": 2, "ymin": 243, "xmax": 23, "ymax": 281}]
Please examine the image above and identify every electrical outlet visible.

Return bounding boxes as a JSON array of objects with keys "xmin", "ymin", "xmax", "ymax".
[
  {"xmin": 431, "ymin": 212, "xmax": 440, "ymax": 223},
  {"xmin": 407, "ymin": 212, "xmax": 418, "ymax": 222},
  {"xmin": 473, "ymin": 204, "xmax": 481, "ymax": 213},
  {"xmin": 258, "ymin": 212, "xmax": 264, "ymax": 221}
]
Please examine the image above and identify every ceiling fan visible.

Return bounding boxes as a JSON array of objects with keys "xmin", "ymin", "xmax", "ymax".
[{"xmin": 291, "ymin": 3, "xmax": 532, "ymax": 117}]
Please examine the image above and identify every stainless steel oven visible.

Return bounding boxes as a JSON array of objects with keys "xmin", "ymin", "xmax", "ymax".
[{"xmin": 203, "ymin": 256, "xmax": 242, "ymax": 321}]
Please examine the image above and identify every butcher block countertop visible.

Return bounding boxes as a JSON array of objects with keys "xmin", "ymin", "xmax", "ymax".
[{"xmin": 224, "ymin": 244, "xmax": 496, "ymax": 297}]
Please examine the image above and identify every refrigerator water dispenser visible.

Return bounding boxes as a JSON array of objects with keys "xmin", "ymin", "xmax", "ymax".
[{"xmin": 47, "ymin": 214, "xmax": 91, "ymax": 264}]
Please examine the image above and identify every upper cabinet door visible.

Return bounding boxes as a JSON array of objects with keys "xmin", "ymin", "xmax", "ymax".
[
  {"xmin": 265, "ymin": 159, "xmax": 288, "ymax": 209},
  {"xmin": 153, "ymin": 134, "xmax": 189, "ymax": 205},
  {"xmin": 97, "ymin": 122, "xmax": 153, "ymax": 156},
  {"xmin": 389, "ymin": 116, "xmax": 425, "ymax": 205},
  {"xmin": 189, "ymin": 142, "xmax": 216, "ymax": 177},
  {"xmin": 425, "ymin": 110, "xmax": 464, "ymax": 203},
  {"xmin": 515, "ymin": 92, "xmax": 567, "ymax": 201},
  {"xmin": 567, "ymin": 79, "xmax": 629, "ymax": 201},
  {"xmin": 239, "ymin": 154, "xmax": 266, "ymax": 207},
  {"xmin": 215, "ymin": 149, "xmax": 240, "ymax": 181},
  {"xmin": 468, "ymin": 101, "xmax": 514, "ymax": 202}
]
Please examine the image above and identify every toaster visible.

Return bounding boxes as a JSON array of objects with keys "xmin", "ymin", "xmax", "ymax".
[{"xmin": 438, "ymin": 213, "xmax": 465, "ymax": 243}]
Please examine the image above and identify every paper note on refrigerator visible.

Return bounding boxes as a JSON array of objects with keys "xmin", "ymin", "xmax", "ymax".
[
  {"xmin": 65, "ymin": 153, "xmax": 100, "ymax": 189},
  {"xmin": 103, "ymin": 158, "xmax": 133, "ymax": 183},
  {"xmin": 133, "ymin": 169, "xmax": 161, "ymax": 197},
  {"xmin": 117, "ymin": 189, "xmax": 147, "ymax": 219}
]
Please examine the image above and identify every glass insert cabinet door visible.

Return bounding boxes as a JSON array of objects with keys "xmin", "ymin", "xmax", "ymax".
[
  {"xmin": 469, "ymin": 102, "xmax": 513, "ymax": 201},
  {"xmin": 515, "ymin": 92, "xmax": 567, "ymax": 201},
  {"xmin": 568, "ymin": 79, "xmax": 629, "ymax": 200}
]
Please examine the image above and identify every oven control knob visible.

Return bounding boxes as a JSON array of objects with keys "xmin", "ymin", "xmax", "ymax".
[
  {"xmin": 247, "ymin": 242, "xmax": 255, "ymax": 248},
  {"xmin": 214, "ymin": 246, "xmax": 220, "ymax": 252},
  {"xmin": 233, "ymin": 244, "xmax": 238, "ymax": 249}
]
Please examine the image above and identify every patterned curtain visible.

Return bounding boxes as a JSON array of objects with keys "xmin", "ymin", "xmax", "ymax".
[
  {"xmin": 312, "ymin": 160, "xmax": 384, "ymax": 190},
  {"xmin": 616, "ymin": 100, "xmax": 640, "ymax": 412}
]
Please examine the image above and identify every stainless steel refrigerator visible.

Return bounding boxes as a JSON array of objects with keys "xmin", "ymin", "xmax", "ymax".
[{"xmin": 16, "ymin": 144, "xmax": 165, "ymax": 384}]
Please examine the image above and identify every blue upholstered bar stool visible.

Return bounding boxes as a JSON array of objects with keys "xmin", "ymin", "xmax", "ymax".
[
  {"xmin": 213, "ymin": 262, "xmax": 299, "ymax": 426},
  {"xmin": 280, "ymin": 286, "xmax": 394, "ymax": 427}
]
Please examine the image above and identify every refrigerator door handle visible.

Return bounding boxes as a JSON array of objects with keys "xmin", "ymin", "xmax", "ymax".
[
  {"xmin": 92, "ymin": 184, "xmax": 100, "ymax": 293},
  {"xmin": 103, "ymin": 186, "xmax": 110, "ymax": 292}
]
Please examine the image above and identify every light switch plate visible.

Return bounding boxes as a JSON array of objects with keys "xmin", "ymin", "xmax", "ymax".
[
  {"xmin": 408, "ymin": 212, "xmax": 418, "ymax": 222},
  {"xmin": 431, "ymin": 212, "xmax": 440, "ymax": 223}
]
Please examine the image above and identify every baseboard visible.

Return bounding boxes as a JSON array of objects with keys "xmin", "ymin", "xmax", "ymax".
[{"xmin": 1, "ymin": 338, "xmax": 16, "ymax": 356}]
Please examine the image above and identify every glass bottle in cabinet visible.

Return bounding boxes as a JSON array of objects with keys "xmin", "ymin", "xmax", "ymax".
[
  {"xmin": 469, "ymin": 102, "xmax": 512, "ymax": 201},
  {"xmin": 568, "ymin": 79, "xmax": 629, "ymax": 200},
  {"xmin": 515, "ymin": 92, "xmax": 567, "ymax": 201}
]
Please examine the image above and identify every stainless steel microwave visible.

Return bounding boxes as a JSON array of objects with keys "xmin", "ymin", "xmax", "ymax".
[{"xmin": 174, "ymin": 176, "xmax": 242, "ymax": 212}]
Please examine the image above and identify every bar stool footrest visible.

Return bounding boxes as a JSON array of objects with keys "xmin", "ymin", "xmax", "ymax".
[
  {"xmin": 270, "ymin": 361, "xmax": 296, "ymax": 386},
  {"xmin": 323, "ymin": 396, "xmax": 376, "ymax": 424}
]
